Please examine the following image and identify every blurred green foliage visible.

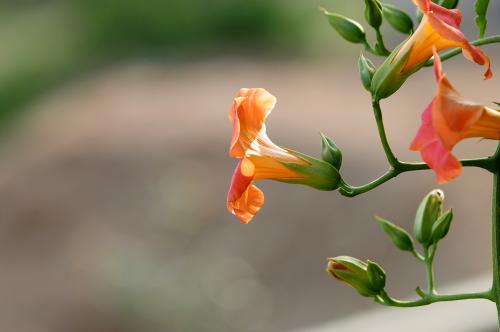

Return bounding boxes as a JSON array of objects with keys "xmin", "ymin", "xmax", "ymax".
[{"xmin": 0, "ymin": 0, "xmax": 309, "ymax": 132}]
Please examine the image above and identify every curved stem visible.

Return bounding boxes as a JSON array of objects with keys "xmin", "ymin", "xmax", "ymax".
[
  {"xmin": 424, "ymin": 35, "xmax": 500, "ymax": 67},
  {"xmin": 377, "ymin": 289, "xmax": 494, "ymax": 308}
]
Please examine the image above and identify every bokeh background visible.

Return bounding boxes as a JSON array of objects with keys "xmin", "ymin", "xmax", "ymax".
[{"xmin": 0, "ymin": 1, "xmax": 499, "ymax": 331}]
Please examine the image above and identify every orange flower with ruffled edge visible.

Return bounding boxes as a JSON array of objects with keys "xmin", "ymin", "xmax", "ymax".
[
  {"xmin": 371, "ymin": 0, "xmax": 491, "ymax": 100},
  {"xmin": 401, "ymin": 0, "xmax": 491, "ymax": 78},
  {"xmin": 410, "ymin": 48, "xmax": 500, "ymax": 183},
  {"xmin": 227, "ymin": 88, "xmax": 340, "ymax": 224}
]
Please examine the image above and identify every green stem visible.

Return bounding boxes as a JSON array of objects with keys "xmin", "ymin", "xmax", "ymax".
[
  {"xmin": 424, "ymin": 35, "xmax": 500, "ymax": 67},
  {"xmin": 377, "ymin": 289, "xmax": 494, "ymax": 308},
  {"xmin": 491, "ymin": 143, "xmax": 500, "ymax": 324},
  {"xmin": 424, "ymin": 246, "xmax": 436, "ymax": 294}
]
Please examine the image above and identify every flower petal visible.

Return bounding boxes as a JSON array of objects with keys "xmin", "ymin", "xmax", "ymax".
[
  {"xmin": 229, "ymin": 88, "xmax": 277, "ymax": 158},
  {"xmin": 420, "ymin": 139, "xmax": 462, "ymax": 184},
  {"xmin": 403, "ymin": 1, "xmax": 491, "ymax": 79},
  {"xmin": 227, "ymin": 158, "xmax": 264, "ymax": 224},
  {"xmin": 426, "ymin": 13, "xmax": 491, "ymax": 79},
  {"xmin": 410, "ymin": 101, "xmax": 462, "ymax": 183}
]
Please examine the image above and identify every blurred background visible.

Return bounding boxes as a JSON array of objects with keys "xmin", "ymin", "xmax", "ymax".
[{"xmin": 0, "ymin": 1, "xmax": 499, "ymax": 331}]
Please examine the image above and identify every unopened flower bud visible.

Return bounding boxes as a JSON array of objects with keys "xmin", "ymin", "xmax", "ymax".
[
  {"xmin": 327, "ymin": 256, "xmax": 385, "ymax": 297},
  {"xmin": 321, "ymin": 8, "xmax": 366, "ymax": 44},
  {"xmin": 381, "ymin": 3, "xmax": 413, "ymax": 34},
  {"xmin": 414, "ymin": 189, "xmax": 444, "ymax": 246},
  {"xmin": 364, "ymin": 0, "xmax": 383, "ymax": 29}
]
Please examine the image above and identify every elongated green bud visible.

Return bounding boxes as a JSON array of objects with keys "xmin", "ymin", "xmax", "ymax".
[
  {"xmin": 327, "ymin": 256, "xmax": 385, "ymax": 297},
  {"xmin": 364, "ymin": 0, "xmax": 383, "ymax": 29},
  {"xmin": 376, "ymin": 216, "xmax": 414, "ymax": 252},
  {"xmin": 321, "ymin": 8, "xmax": 366, "ymax": 44},
  {"xmin": 320, "ymin": 133, "xmax": 342, "ymax": 169},
  {"xmin": 414, "ymin": 190, "xmax": 444, "ymax": 246},
  {"xmin": 358, "ymin": 53, "xmax": 376, "ymax": 91},
  {"xmin": 382, "ymin": 3, "xmax": 413, "ymax": 34}
]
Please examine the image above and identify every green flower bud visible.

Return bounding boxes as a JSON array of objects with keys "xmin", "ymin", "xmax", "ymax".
[
  {"xmin": 431, "ymin": 208, "xmax": 453, "ymax": 243},
  {"xmin": 376, "ymin": 216, "xmax": 414, "ymax": 252},
  {"xmin": 364, "ymin": 0, "xmax": 383, "ymax": 29},
  {"xmin": 370, "ymin": 43, "xmax": 417, "ymax": 100},
  {"xmin": 440, "ymin": 0, "xmax": 459, "ymax": 9},
  {"xmin": 414, "ymin": 189, "xmax": 444, "ymax": 246},
  {"xmin": 321, "ymin": 8, "xmax": 366, "ymax": 44},
  {"xmin": 327, "ymin": 256, "xmax": 384, "ymax": 297},
  {"xmin": 280, "ymin": 149, "xmax": 341, "ymax": 191},
  {"xmin": 381, "ymin": 3, "xmax": 414, "ymax": 34},
  {"xmin": 358, "ymin": 53, "xmax": 376, "ymax": 91},
  {"xmin": 320, "ymin": 133, "xmax": 342, "ymax": 169}
]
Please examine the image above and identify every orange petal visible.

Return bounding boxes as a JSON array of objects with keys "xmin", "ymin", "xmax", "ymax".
[
  {"xmin": 403, "ymin": 1, "xmax": 491, "ymax": 79},
  {"xmin": 229, "ymin": 88, "xmax": 277, "ymax": 158},
  {"xmin": 227, "ymin": 158, "xmax": 264, "ymax": 224},
  {"xmin": 426, "ymin": 12, "xmax": 491, "ymax": 79},
  {"xmin": 410, "ymin": 101, "xmax": 462, "ymax": 183},
  {"xmin": 420, "ymin": 139, "xmax": 462, "ymax": 184}
]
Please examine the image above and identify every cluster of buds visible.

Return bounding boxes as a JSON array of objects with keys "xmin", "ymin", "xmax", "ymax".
[{"xmin": 329, "ymin": 190, "xmax": 454, "ymax": 297}]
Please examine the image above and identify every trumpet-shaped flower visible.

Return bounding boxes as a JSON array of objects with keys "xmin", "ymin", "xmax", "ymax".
[
  {"xmin": 371, "ymin": 0, "xmax": 491, "ymax": 100},
  {"xmin": 410, "ymin": 49, "xmax": 500, "ymax": 183},
  {"xmin": 401, "ymin": 0, "xmax": 491, "ymax": 78},
  {"xmin": 227, "ymin": 88, "xmax": 340, "ymax": 224}
]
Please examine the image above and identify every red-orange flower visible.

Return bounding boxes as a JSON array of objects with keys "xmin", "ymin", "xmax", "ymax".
[
  {"xmin": 371, "ymin": 0, "xmax": 491, "ymax": 100},
  {"xmin": 401, "ymin": 0, "xmax": 491, "ymax": 78},
  {"xmin": 227, "ymin": 88, "xmax": 339, "ymax": 223},
  {"xmin": 410, "ymin": 49, "xmax": 500, "ymax": 183}
]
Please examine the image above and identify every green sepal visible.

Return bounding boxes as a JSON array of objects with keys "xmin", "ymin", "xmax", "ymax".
[
  {"xmin": 439, "ymin": 0, "xmax": 459, "ymax": 9},
  {"xmin": 475, "ymin": 0, "xmax": 490, "ymax": 38},
  {"xmin": 321, "ymin": 8, "xmax": 366, "ymax": 44},
  {"xmin": 278, "ymin": 149, "xmax": 341, "ymax": 191},
  {"xmin": 358, "ymin": 52, "xmax": 376, "ymax": 91},
  {"xmin": 320, "ymin": 133, "xmax": 342, "ymax": 169},
  {"xmin": 431, "ymin": 208, "xmax": 453, "ymax": 243},
  {"xmin": 381, "ymin": 3, "xmax": 413, "ymax": 35},
  {"xmin": 376, "ymin": 216, "xmax": 414, "ymax": 252},
  {"xmin": 414, "ymin": 190, "xmax": 444, "ymax": 246},
  {"xmin": 367, "ymin": 260, "xmax": 386, "ymax": 292},
  {"xmin": 364, "ymin": 0, "xmax": 383, "ymax": 29},
  {"xmin": 370, "ymin": 42, "xmax": 419, "ymax": 100}
]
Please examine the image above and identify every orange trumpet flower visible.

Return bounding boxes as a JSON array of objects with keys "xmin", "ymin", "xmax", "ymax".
[
  {"xmin": 371, "ymin": 0, "xmax": 491, "ymax": 100},
  {"xmin": 410, "ymin": 49, "xmax": 500, "ymax": 183},
  {"xmin": 227, "ymin": 88, "xmax": 339, "ymax": 224}
]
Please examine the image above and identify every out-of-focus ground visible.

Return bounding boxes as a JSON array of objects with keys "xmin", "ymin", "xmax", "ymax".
[
  {"xmin": 0, "ymin": 1, "xmax": 499, "ymax": 331},
  {"xmin": 0, "ymin": 53, "xmax": 498, "ymax": 331}
]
